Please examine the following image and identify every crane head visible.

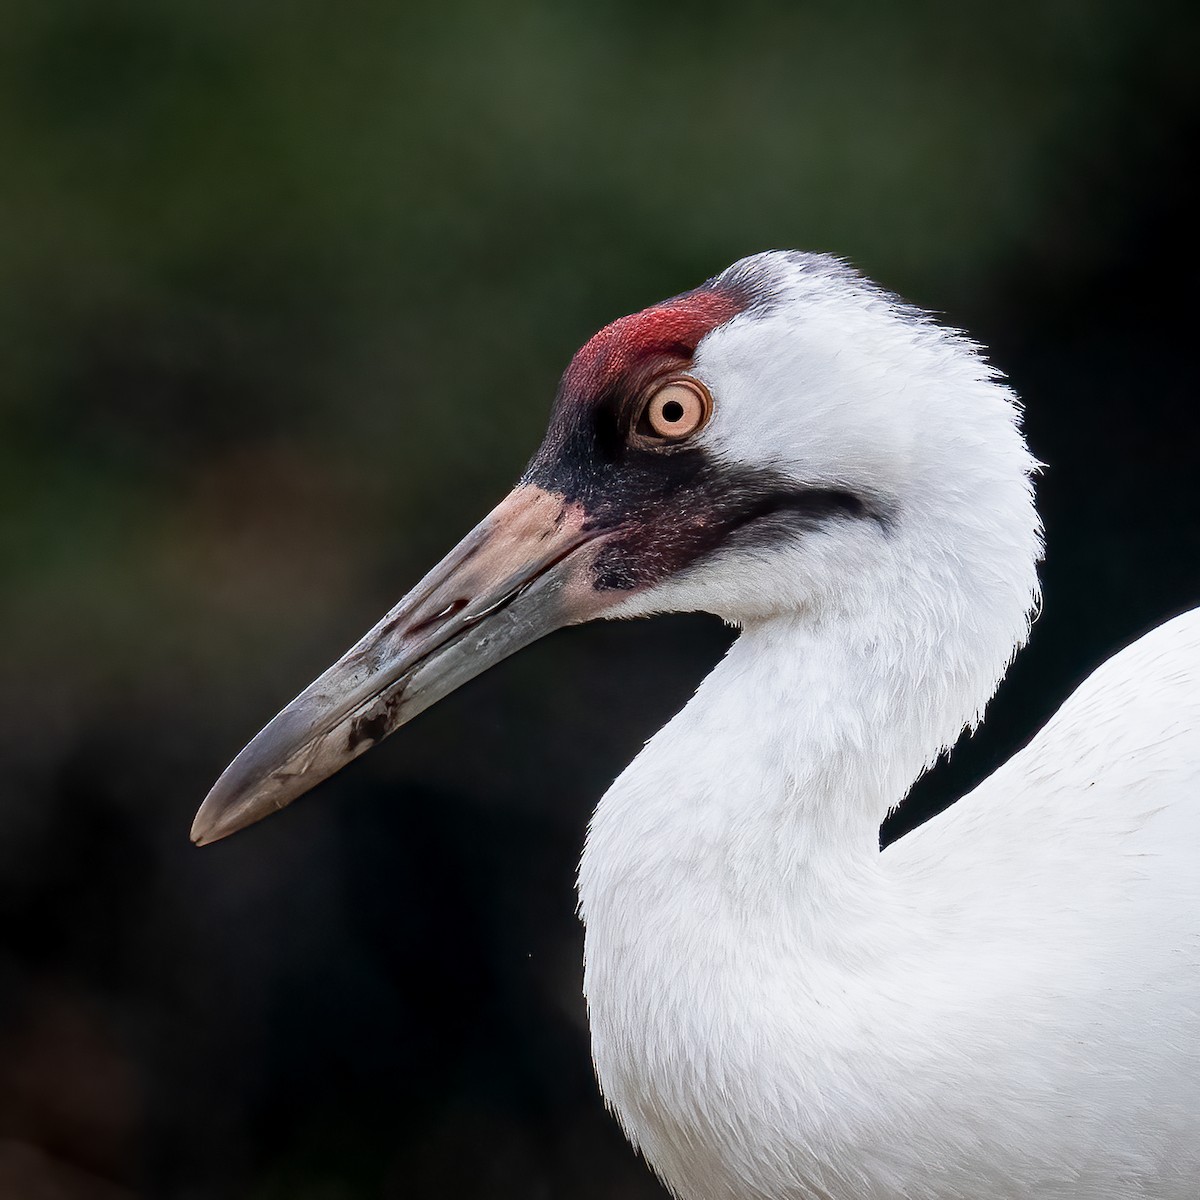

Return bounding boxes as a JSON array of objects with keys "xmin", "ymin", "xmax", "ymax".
[{"xmin": 192, "ymin": 252, "xmax": 1037, "ymax": 844}]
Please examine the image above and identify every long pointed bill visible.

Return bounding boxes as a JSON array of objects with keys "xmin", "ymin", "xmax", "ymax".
[{"xmin": 192, "ymin": 486, "xmax": 611, "ymax": 845}]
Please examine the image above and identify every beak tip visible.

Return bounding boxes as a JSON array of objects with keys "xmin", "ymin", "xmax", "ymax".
[
  {"xmin": 190, "ymin": 821, "xmax": 218, "ymax": 848},
  {"xmin": 192, "ymin": 728, "xmax": 305, "ymax": 847},
  {"xmin": 190, "ymin": 777, "xmax": 260, "ymax": 847},
  {"xmin": 189, "ymin": 801, "xmax": 231, "ymax": 847}
]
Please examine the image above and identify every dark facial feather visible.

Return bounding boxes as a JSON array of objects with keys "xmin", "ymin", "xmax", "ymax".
[{"xmin": 523, "ymin": 281, "xmax": 878, "ymax": 593}]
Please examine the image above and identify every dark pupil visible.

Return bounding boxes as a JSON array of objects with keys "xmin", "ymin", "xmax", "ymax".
[{"xmin": 661, "ymin": 400, "xmax": 685, "ymax": 423}]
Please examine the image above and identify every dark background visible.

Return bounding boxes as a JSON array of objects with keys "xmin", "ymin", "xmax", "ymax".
[{"xmin": 1, "ymin": 2, "xmax": 1197, "ymax": 1196}]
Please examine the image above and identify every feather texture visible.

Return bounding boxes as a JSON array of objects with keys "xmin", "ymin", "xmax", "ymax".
[{"xmin": 578, "ymin": 253, "xmax": 1199, "ymax": 1199}]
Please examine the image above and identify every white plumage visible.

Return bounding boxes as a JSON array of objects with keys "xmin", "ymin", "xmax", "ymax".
[
  {"xmin": 197, "ymin": 251, "xmax": 1200, "ymax": 1200},
  {"xmin": 577, "ymin": 255, "xmax": 1200, "ymax": 1199}
]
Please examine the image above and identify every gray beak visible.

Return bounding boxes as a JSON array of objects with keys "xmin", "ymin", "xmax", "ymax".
[{"xmin": 191, "ymin": 485, "xmax": 610, "ymax": 845}]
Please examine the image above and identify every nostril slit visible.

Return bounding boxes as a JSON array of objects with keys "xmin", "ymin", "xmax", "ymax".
[{"xmin": 411, "ymin": 596, "xmax": 469, "ymax": 635}]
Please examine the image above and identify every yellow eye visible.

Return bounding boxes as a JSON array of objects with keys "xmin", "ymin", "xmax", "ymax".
[{"xmin": 638, "ymin": 376, "xmax": 713, "ymax": 444}]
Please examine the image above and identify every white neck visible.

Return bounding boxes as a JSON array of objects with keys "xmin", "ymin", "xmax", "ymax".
[
  {"xmin": 574, "ymin": 253, "xmax": 1045, "ymax": 1197},
  {"xmin": 577, "ymin": 555, "xmax": 1033, "ymax": 1196},
  {"xmin": 580, "ymin": 605, "xmax": 940, "ymax": 954},
  {"xmin": 580, "ymin": 531, "xmax": 1023, "ymax": 921}
]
